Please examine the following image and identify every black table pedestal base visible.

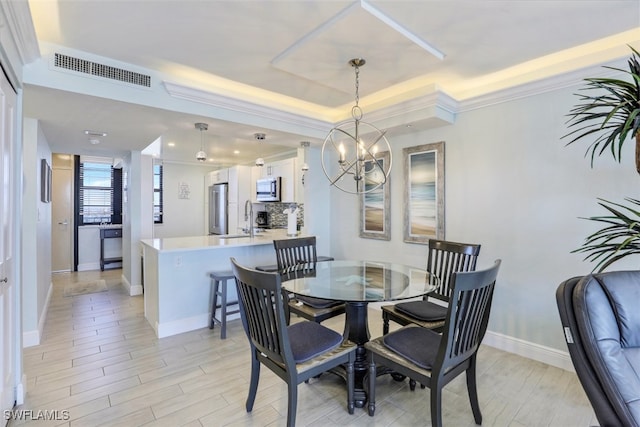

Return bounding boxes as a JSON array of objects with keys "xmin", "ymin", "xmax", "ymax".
[{"xmin": 343, "ymin": 302, "xmax": 371, "ymax": 408}]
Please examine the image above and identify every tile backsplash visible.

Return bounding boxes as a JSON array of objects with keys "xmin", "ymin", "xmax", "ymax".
[{"xmin": 257, "ymin": 202, "xmax": 304, "ymax": 229}]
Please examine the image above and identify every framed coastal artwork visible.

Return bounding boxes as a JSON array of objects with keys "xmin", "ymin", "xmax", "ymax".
[
  {"xmin": 360, "ymin": 151, "xmax": 391, "ymax": 240},
  {"xmin": 40, "ymin": 159, "xmax": 52, "ymax": 203},
  {"xmin": 403, "ymin": 142, "xmax": 444, "ymax": 244}
]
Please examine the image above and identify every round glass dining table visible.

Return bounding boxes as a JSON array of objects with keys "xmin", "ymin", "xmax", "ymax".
[{"xmin": 281, "ymin": 260, "xmax": 438, "ymax": 407}]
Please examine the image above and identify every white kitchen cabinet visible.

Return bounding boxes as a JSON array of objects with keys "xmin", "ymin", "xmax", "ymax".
[
  {"xmin": 228, "ymin": 166, "xmax": 250, "ymax": 203},
  {"xmin": 251, "ymin": 157, "xmax": 297, "ymax": 203},
  {"xmin": 207, "ymin": 168, "xmax": 229, "ymax": 186},
  {"xmin": 228, "ymin": 165, "xmax": 252, "ymax": 232},
  {"xmin": 276, "ymin": 158, "xmax": 296, "ymax": 203},
  {"xmin": 228, "ymin": 202, "xmax": 239, "ymax": 234}
]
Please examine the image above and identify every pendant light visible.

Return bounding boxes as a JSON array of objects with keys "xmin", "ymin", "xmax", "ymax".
[
  {"xmin": 321, "ymin": 58, "xmax": 392, "ymax": 194},
  {"xmin": 195, "ymin": 122, "xmax": 208, "ymax": 162},
  {"xmin": 254, "ymin": 133, "xmax": 266, "ymax": 167}
]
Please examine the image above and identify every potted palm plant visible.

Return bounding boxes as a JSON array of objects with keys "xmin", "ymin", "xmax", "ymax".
[{"xmin": 564, "ymin": 46, "xmax": 640, "ymax": 271}]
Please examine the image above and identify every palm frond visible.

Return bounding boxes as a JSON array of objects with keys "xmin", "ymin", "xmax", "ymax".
[
  {"xmin": 572, "ymin": 198, "xmax": 640, "ymax": 271},
  {"xmin": 562, "ymin": 46, "xmax": 640, "ymax": 167}
]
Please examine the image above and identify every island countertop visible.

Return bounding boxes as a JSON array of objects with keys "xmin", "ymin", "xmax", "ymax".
[{"xmin": 141, "ymin": 229, "xmax": 303, "ymax": 253}]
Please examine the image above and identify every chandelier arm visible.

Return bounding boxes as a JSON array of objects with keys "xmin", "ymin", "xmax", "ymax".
[
  {"xmin": 361, "ymin": 130, "xmax": 389, "ymax": 183},
  {"xmin": 332, "ymin": 126, "xmax": 359, "ymax": 142},
  {"xmin": 362, "ymin": 129, "xmax": 386, "ymax": 152},
  {"xmin": 329, "ymin": 159, "xmax": 360, "ymax": 185},
  {"xmin": 369, "ymin": 159, "xmax": 388, "ymax": 184}
]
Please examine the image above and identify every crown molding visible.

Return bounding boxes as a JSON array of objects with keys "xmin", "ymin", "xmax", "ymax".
[
  {"xmin": 0, "ymin": 0, "xmax": 40, "ymax": 87},
  {"xmin": 458, "ymin": 57, "xmax": 628, "ymax": 112},
  {"xmin": 163, "ymin": 81, "xmax": 332, "ymax": 139},
  {"xmin": 166, "ymin": 54, "xmax": 632, "ymax": 137},
  {"xmin": 364, "ymin": 87, "xmax": 457, "ymax": 129},
  {"xmin": 165, "ymin": 79, "xmax": 459, "ymax": 136}
]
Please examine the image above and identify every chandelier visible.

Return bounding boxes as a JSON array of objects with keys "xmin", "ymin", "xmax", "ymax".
[
  {"xmin": 321, "ymin": 58, "xmax": 392, "ymax": 194},
  {"xmin": 194, "ymin": 122, "xmax": 208, "ymax": 162}
]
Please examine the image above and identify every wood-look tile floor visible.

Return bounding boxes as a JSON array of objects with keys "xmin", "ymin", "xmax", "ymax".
[{"xmin": 10, "ymin": 269, "xmax": 597, "ymax": 427}]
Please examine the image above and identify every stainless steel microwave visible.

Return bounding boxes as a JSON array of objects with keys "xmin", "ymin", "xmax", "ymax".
[{"xmin": 256, "ymin": 177, "xmax": 281, "ymax": 202}]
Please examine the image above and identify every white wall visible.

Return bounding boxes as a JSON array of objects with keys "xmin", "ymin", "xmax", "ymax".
[
  {"xmin": 121, "ymin": 152, "xmax": 154, "ymax": 296},
  {"xmin": 299, "ymin": 146, "xmax": 331, "ymax": 256},
  {"xmin": 153, "ymin": 162, "xmax": 216, "ymax": 238},
  {"xmin": 328, "ymin": 77, "xmax": 640, "ymax": 362},
  {"xmin": 21, "ymin": 118, "xmax": 52, "ymax": 346}
]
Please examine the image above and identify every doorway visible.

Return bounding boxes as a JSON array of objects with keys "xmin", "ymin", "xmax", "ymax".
[
  {"xmin": 51, "ymin": 154, "xmax": 74, "ymax": 272},
  {"xmin": 0, "ymin": 61, "xmax": 18, "ymax": 416}
]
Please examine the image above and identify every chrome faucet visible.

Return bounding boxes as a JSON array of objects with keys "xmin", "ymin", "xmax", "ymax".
[{"xmin": 244, "ymin": 200, "xmax": 254, "ymax": 237}]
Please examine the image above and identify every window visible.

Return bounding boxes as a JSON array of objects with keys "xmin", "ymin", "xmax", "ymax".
[
  {"xmin": 77, "ymin": 156, "xmax": 122, "ymax": 225},
  {"xmin": 153, "ymin": 163, "xmax": 163, "ymax": 223}
]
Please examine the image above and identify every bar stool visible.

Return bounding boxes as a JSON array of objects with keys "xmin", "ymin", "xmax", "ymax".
[{"xmin": 208, "ymin": 270, "xmax": 239, "ymax": 339}]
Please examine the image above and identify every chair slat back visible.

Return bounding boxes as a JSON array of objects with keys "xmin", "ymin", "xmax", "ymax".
[
  {"xmin": 427, "ymin": 239, "xmax": 481, "ymax": 303},
  {"xmin": 437, "ymin": 260, "xmax": 500, "ymax": 370},
  {"xmin": 274, "ymin": 236, "xmax": 318, "ymax": 271},
  {"xmin": 231, "ymin": 257, "xmax": 293, "ymax": 367}
]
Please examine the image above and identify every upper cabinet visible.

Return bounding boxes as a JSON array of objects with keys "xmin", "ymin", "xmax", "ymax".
[
  {"xmin": 227, "ymin": 165, "xmax": 251, "ymax": 205},
  {"xmin": 207, "ymin": 168, "xmax": 229, "ymax": 186},
  {"xmin": 251, "ymin": 157, "xmax": 298, "ymax": 203}
]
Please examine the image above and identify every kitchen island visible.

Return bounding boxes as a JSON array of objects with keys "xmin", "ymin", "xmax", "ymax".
[{"xmin": 141, "ymin": 230, "xmax": 296, "ymax": 338}]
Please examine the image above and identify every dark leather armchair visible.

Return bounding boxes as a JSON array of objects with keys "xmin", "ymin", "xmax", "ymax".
[{"xmin": 556, "ymin": 271, "xmax": 640, "ymax": 427}]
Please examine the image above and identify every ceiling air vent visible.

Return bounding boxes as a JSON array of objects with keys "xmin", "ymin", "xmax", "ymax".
[{"xmin": 54, "ymin": 53, "xmax": 151, "ymax": 88}]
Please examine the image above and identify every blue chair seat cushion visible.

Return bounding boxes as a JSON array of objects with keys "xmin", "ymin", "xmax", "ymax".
[
  {"xmin": 295, "ymin": 295, "xmax": 342, "ymax": 309},
  {"xmin": 288, "ymin": 321, "xmax": 342, "ymax": 363},
  {"xmin": 394, "ymin": 300, "xmax": 447, "ymax": 321},
  {"xmin": 383, "ymin": 326, "xmax": 441, "ymax": 369}
]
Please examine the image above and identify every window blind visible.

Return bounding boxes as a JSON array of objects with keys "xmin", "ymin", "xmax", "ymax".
[
  {"xmin": 79, "ymin": 162, "xmax": 113, "ymax": 224},
  {"xmin": 78, "ymin": 160, "xmax": 122, "ymax": 225}
]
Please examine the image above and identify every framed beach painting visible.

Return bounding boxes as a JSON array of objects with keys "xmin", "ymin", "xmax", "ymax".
[
  {"xmin": 360, "ymin": 151, "xmax": 391, "ymax": 240},
  {"xmin": 403, "ymin": 142, "xmax": 444, "ymax": 244},
  {"xmin": 40, "ymin": 159, "xmax": 52, "ymax": 203}
]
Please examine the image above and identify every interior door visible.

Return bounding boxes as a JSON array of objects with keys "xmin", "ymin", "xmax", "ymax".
[
  {"xmin": 0, "ymin": 66, "xmax": 17, "ymax": 416},
  {"xmin": 52, "ymin": 162, "xmax": 73, "ymax": 272}
]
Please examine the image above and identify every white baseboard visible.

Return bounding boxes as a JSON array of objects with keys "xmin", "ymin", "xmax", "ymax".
[
  {"xmin": 121, "ymin": 274, "xmax": 143, "ymax": 296},
  {"xmin": 15, "ymin": 374, "xmax": 27, "ymax": 405},
  {"xmin": 482, "ymin": 330, "xmax": 575, "ymax": 372},
  {"xmin": 370, "ymin": 302, "xmax": 575, "ymax": 372},
  {"xmin": 22, "ymin": 330, "xmax": 40, "ymax": 348},
  {"xmin": 155, "ymin": 312, "xmax": 240, "ymax": 338},
  {"xmin": 23, "ymin": 281, "xmax": 53, "ymax": 348}
]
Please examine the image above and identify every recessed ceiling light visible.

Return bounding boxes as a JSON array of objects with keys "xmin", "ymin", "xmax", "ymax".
[
  {"xmin": 168, "ymin": 142, "xmax": 175, "ymax": 147},
  {"xmin": 233, "ymin": 150, "xmax": 240, "ymax": 154},
  {"xmin": 84, "ymin": 129, "xmax": 107, "ymax": 137}
]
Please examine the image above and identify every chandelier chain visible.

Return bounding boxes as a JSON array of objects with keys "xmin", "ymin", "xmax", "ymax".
[
  {"xmin": 352, "ymin": 62, "xmax": 363, "ymax": 121},
  {"xmin": 354, "ymin": 64, "xmax": 360, "ymax": 107}
]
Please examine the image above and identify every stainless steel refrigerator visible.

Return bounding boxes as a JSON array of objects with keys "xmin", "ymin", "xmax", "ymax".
[{"xmin": 208, "ymin": 183, "xmax": 228, "ymax": 235}]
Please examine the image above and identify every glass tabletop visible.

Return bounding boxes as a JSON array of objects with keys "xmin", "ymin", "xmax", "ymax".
[{"xmin": 280, "ymin": 260, "xmax": 438, "ymax": 303}]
